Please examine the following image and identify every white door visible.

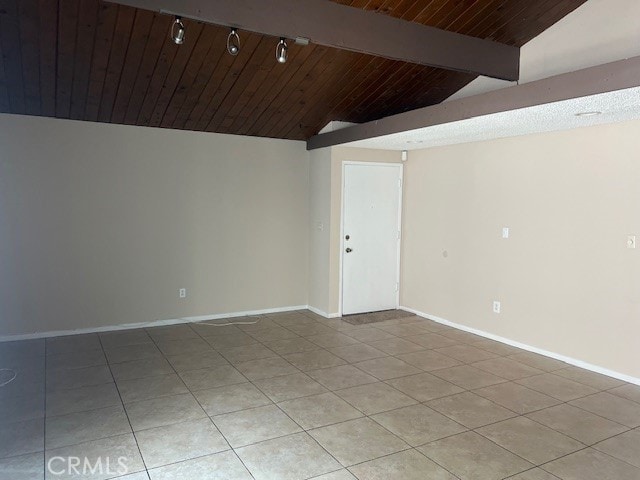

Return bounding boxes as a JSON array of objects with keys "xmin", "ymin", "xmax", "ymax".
[{"xmin": 342, "ymin": 163, "xmax": 402, "ymax": 315}]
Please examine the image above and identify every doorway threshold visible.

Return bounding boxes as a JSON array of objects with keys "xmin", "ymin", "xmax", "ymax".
[{"xmin": 342, "ymin": 309, "xmax": 415, "ymax": 325}]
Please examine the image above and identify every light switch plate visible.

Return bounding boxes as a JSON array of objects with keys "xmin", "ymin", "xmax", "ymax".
[{"xmin": 628, "ymin": 235, "xmax": 636, "ymax": 249}]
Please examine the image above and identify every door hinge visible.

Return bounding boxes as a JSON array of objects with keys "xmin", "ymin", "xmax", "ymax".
[
  {"xmin": 395, "ymin": 282, "xmax": 399, "ymax": 292},
  {"xmin": 397, "ymin": 230, "xmax": 401, "ymax": 240},
  {"xmin": 398, "ymin": 178, "xmax": 402, "ymax": 188}
]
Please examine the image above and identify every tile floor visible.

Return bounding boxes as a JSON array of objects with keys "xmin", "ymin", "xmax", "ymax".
[{"xmin": 0, "ymin": 310, "xmax": 639, "ymax": 479}]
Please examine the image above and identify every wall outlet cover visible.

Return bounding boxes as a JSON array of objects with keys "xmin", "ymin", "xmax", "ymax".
[
  {"xmin": 493, "ymin": 301, "xmax": 501, "ymax": 313},
  {"xmin": 179, "ymin": 288, "xmax": 187, "ymax": 298}
]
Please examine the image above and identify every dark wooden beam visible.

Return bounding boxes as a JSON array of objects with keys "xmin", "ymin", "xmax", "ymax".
[
  {"xmin": 103, "ymin": 0, "xmax": 520, "ymax": 81},
  {"xmin": 307, "ymin": 55, "xmax": 640, "ymax": 150}
]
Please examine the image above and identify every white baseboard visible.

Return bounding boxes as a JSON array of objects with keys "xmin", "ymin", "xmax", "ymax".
[
  {"xmin": 400, "ymin": 305, "xmax": 640, "ymax": 387},
  {"xmin": 0, "ymin": 305, "xmax": 309, "ymax": 342},
  {"xmin": 307, "ymin": 305, "xmax": 341, "ymax": 319}
]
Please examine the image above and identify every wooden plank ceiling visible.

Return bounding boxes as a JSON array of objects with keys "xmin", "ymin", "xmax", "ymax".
[{"xmin": 0, "ymin": 0, "xmax": 588, "ymax": 140}]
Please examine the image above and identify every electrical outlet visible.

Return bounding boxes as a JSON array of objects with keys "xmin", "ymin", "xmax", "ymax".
[
  {"xmin": 502, "ymin": 227, "xmax": 510, "ymax": 239},
  {"xmin": 493, "ymin": 301, "xmax": 501, "ymax": 314},
  {"xmin": 628, "ymin": 235, "xmax": 636, "ymax": 249},
  {"xmin": 179, "ymin": 288, "xmax": 187, "ymax": 299}
]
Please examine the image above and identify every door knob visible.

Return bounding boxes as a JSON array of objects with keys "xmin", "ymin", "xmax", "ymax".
[{"xmin": 346, "ymin": 248, "xmax": 353, "ymax": 253}]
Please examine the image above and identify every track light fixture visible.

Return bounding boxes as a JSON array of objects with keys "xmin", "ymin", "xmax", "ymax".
[
  {"xmin": 276, "ymin": 38, "xmax": 288, "ymax": 64},
  {"xmin": 171, "ymin": 16, "xmax": 185, "ymax": 45},
  {"xmin": 227, "ymin": 28, "xmax": 240, "ymax": 55}
]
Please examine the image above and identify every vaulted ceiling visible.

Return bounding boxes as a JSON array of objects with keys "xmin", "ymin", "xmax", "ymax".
[{"xmin": 0, "ymin": 0, "xmax": 588, "ymax": 140}]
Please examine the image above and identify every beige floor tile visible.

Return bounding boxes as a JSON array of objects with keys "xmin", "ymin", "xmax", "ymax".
[
  {"xmin": 135, "ymin": 418, "xmax": 229, "ymax": 468},
  {"xmin": 112, "ymin": 472, "xmax": 153, "ymax": 480},
  {"xmin": 117, "ymin": 373, "xmax": 188, "ymax": 403},
  {"xmin": 271, "ymin": 313, "xmax": 318, "ymax": 327},
  {"xmin": 109, "ymin": 357, "xmax": 174, "ymax": 381},
  {"xmin": 506, "ymin": 353, "xmax": 567, "ymax": 372},
  {"xmin": 148, "ymin": 450, "xmax": 252, "ymax": 480},
  {"xmin": 471, "ymin": 339, "xmax": 523, "ymax": 356},
  {"xmin": 312, "ymin": 470, "xmax": 356, "ymax": 480},
  {"xmin": 472, "ymin": 357, "xmax": 544, "ymax": 380},
  {"xmin": 570, "ymin": 392, "xmax": 640, "ymax": 427},
  {"xmin": 45, "ymin": 405, "xmax": 131, "ymax": 449},
  {"xmin": 353, "ymin": 357, "xmax": 421, "ymax": 380},
  {"xmin": 247, "ymin": 326, "xmax": 300, "ymax": 343},
  {"xmin": 45, "ymin": 434, "xmax": 145, "ymax": 480},
  {"xmin": 420, "ymin": 431, "xmax": 532, "ymax": 480},
  {"xmin": 234, "ymin": 357, "xmax": 299, "ymax": 381},
  {"xmin": 125, "ymin": 393, "xmax": 206, "ymax": 431},
  {"xmin": 307, "ymin": 365, "xmax": 378, "ymax": 391},
  {"xmin": 179, "ymin": 365, "xmax": 247, "ymax": 391},
  {"xmin": 377, "ymin": 324, "xmax": 432, "ymax": 337},
  {"xmin": 46, "ymin": 334, "xmax": 102, "ymax": 356},
  {"xmin": 434, "ymin": 345, "xmax": 499, "ymax": 363},
  {"xmin": 349, "ymin": 449, "xmax": 457, "ymax": 480},
  {"xmin": 427, "ymin": 392, "xmax": 517, "ymax": 428},
  {"xmin": 212, "ymin": 404, "xmax": 301, "ymax": 447},
  {"xmin": 516, "ymin": 373, "xmax": 598, "ymax": 401},
  {"xmin": 237, "ymin": 319, "xmax": 281, "ymax": 332},
  {"xmin": 593, "ymin": 428, "xmax": 640, "ymax": 468},
  {"xmin": 236, "ymin": 432, "xmax": 341, "ymax": 480},
  {"xmin": 344, "ymin": 328, "xmax": 396, "ymax": 343},
  {"xmin": 99, "ymin": 329, "xmax": 152, "ymax": 349},
  {"xmin": 146, "ymin": 324, "xmax": 199, "ymax": 342},
  {"xmin": 477, "ymin": 416, "xmax": 584, "ymax": 464},
  {"xmin": 306, "ymin": 333, "xmax": 360, "ymax": 349},
  {"xmin": 218, "ymin": 344, "xmax": 278, "ymax": 364},
  {"xmin": 366, "ymin": 338, "xmax": 425, "ymax": 355},
  {"xmin": 386, "ymin": 372, "xmax": 464, "ymax": 402},
  {"xmin": 409, "ymin": 333, "xmax": 460, "ymax": 349},
  {"xmin": 252, "ymin": 372, "xmax": 327, "ymax": 402},
  {"xmin": 553, "ymin": 367, "xmax": 626, "ymax": 390},
  {"xmin": 0, "ymin": 452, "xmax": 44, "ymax": 480},
  {"xmin": 205, "ymin": 332, "xmax": 259, "ymax": 349},
  {"xmin": 335, "ymin": 382, "xmax": 417, "ymax": 415},
  {"xmin": 440, "ymin": 330, "xmax": 484, "ymax": 344},
  {"xmin": 506, "ymin": 468, "xmax": 561, "ymax": 479},
  {"xmin": 104, "ymin": 344, "xmax": 162, "ymax": 364},
  {"xmin": 155, "ymin": 338, "xmax": 212, "ymax": 357},
  {"xmin": 542, "ymin": 447, "xmax": 640, "ymax": 480},
  {"xmin": 608, "ymin": 384, "xmax": 640, "ymax": 404},
  {"xmin": 396, "ymin": 350, "xmax": 463, "ymax": 371},
  {"xmin": 432, "ymin": 365, "xmax": 507, "ymax": 389},
  {"xmin": 46, "ymin": 365, "xmax": 113, "ymax": 391},
  {"xmin": 192, "ymin": 323, "xmax": 243, "ymax": 337},
  {"xmin": 165, "ymin": 350, "xmax": 228, "ymax": 373},
  {"xmin": 278, "ymin": 392, "xmax": 363, "ymax": 429},
  {"xmin": 309, "ymin": 418, "xmax": 409, "ymax": 467},
  {"xmin": 371, "ymin": 404, "xmax": 466, "ymax": 446},
  {"xmin": 327, "ymin": 344, "xmax": 387, "ymax": 363},
  {"xmin": 47, "ymin": 349, "xmax": 107, "ymax": 370},
  {"xmin": 473, "ymin": 382, "xmax": 561, "ymax": 414},
  {"xmin": 194, "ymin": 382, "xmax": 272, "ymax": 416},
  {"xmin": 527, "ymin": 404, "xmax": 628, "ymax": 445},
  {"xmin": 287, "ymin": 323, "xmax": 336, "ymax": 337},
  {"xmin": 284, "ymin": 350, "xmax": 347, "ymax": 371},
  {"xmin": 262, "ymin": 337, "xmax": 322, "ymax": 355},
  {"xmin": 46, "ymin": 382, "xmax": 121, "ymax": 416},
  {"xmin": 0, "ymin": 418, "xmax": 43, "ymax": 459}
]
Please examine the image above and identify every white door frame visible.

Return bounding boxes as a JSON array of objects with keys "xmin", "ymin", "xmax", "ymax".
[{"xmin": 339, "ymin": 161, "xmax": 404, "ymax": 316}]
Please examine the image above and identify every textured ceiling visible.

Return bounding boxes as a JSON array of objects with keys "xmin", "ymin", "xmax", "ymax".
[
  {"xmin": 0, "ymin": 0, "xmax": 588, "ymax": 140},
  {"xmin": 345, "ymin": 87, "xmax": 640, "ymax": 150}
]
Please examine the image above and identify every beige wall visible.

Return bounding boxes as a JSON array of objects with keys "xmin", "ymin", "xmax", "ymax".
[
  {"xmin": 401, "ymin": 120, "xmax": 640, "ymax": 379},
  {"xmin": 0, "ymin": 114, "xmax": 309, "ymax": 336},
  {"xmin": 308, "ymin": 148, "xmax": 332, "ymax": 314}
]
